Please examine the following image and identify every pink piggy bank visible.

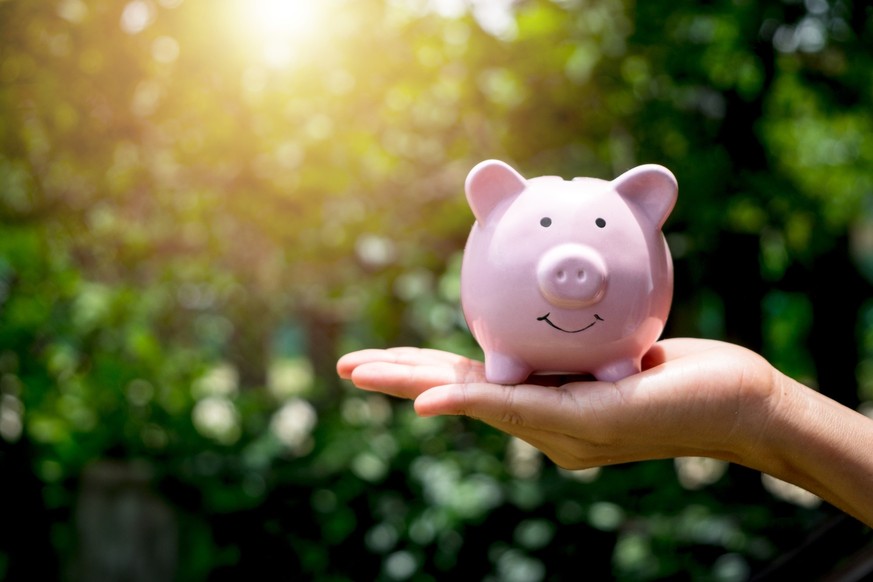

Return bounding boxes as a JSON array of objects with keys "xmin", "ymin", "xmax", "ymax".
[{"xmin": 460, "ymin": 160, "xmax": 677, "ymax": 384}]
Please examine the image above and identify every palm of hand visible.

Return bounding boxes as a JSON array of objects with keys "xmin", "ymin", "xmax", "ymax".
[{"xmin": 337, "ymin": 339, "xmax": 779, "ymax": 469}]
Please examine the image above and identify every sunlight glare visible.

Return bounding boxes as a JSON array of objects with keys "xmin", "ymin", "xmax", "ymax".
[
  {"xmin": 251, "ymin": 0, "xmax": 317, "ymax": 37},
  {"xmin": 245, "ymin": 0, "xmax": 322, "ymax": 67}
]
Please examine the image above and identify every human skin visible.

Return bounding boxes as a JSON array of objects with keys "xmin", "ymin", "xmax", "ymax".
[{"xmin": 337, "ymin": 338, "xmax": 873, "ymax": 527}]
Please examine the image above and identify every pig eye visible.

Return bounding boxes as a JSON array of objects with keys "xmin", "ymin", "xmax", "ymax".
[
  {"xmin": 595, "ymin": 218, "xmax": 606, "ymax": 228},
  {"xmin": 540, "ymin": 217, "xmax": 552, "ymax": 228}
]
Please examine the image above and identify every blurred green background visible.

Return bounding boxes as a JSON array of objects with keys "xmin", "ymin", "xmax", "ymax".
[{"xmin": 1, "ymin": 0, "xmax": 873, "ymax": 580}]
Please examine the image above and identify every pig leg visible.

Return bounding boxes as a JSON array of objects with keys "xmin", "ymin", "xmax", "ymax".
[
  {"xmin": 485, "ymin": 352, "xmax": 532, "ymax": 385},
  {"xmin": 593, "ymin": 358, "xmax": 641, "ymax": 383}
]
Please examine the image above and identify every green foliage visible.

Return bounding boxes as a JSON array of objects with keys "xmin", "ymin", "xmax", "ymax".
[{"xmin": 1, "ymin": 0, "xmax": 872, "ymax": 580}]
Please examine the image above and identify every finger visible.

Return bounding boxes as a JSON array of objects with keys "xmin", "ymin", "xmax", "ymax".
[
  {"xmin": 337, "ymin": 350, "xmax": 380, "ymax": 379},
  {"xmin": 337, "ymin": 347, "xmax": 481, "ymax": 379},
  {"xmin": 351, "ymin": 360, "xmax": 487, "ymax": 400},
  {"xmin": 414, "ymin": 381, "xmax": 615, "ymax": 435}
]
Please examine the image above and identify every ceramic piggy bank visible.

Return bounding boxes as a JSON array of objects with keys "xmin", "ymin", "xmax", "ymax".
[{"xmin": 460, "ymin": 160, "xmax": 677, "ymax": 384}]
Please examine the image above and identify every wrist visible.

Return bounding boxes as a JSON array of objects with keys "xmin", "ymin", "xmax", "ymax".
[
  {"xmin": 741, "ymin": 372, "xmax": 873, "ymax": 525},
  {"xmin": 714, "ymin": 356, "xmax": 790, "ymax": 467}
]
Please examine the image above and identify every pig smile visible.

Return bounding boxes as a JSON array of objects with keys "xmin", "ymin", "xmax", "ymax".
[{"xmin": 537, "ymin": 313, "xmax": 604, "ymax": 333}]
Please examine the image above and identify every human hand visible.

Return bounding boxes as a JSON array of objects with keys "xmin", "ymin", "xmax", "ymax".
[
  {"xmin": 338, "ymin": 338, "xmax": 873, "ymax": 525},
  {"xmin": 337, "ymin": 338, "xmax": 780, "ymax": 469}
]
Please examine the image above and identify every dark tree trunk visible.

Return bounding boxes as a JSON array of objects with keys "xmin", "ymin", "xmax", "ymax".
[
  {"xmin": 806, "ymin": 234, "xmax": 869, "ymax": 408},
  {"xmin": 0, "ymin": 436, "xmax": 59, "ymax": 581}
]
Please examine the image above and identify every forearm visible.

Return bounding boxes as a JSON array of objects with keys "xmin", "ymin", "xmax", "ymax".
[{"xmin": 743, "ymin": 374, "xmax": 873, "ymax": 526}]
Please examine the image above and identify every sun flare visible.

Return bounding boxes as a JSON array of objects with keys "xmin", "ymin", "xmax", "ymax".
[
  {"xmin": 250, "ymin": 0, "xmax": 318, "ymax": 37},
  {"xmin": 242, "ymin": 0, "xmax": 324, "ymax": 67}
]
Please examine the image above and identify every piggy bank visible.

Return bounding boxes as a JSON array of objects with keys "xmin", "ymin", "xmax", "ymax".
[{"xmin": 460, "ymin": 160, "xmax": 677, "ymax": 384}]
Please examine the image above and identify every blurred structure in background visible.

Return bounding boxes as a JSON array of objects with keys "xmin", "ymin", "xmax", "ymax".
[{"xmin": 74, "ymin": 460, "xmax": 177, "ymax": 582}]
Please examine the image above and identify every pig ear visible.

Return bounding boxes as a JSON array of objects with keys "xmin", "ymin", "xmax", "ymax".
[
  {"xmin": 465, "ymin": 160, "xmax": 527, "ymax": 224},
  {"xmin": 611, "ymin": 164, "xmax": 677, "ymax": 229}
]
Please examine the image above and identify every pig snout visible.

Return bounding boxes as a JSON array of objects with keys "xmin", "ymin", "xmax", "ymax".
[{"xmin": 536, "ymin": 244, "xmax": 607, "ymax": 308}]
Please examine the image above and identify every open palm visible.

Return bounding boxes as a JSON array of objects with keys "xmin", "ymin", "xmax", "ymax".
[{"xmin": 337, "ymin": 338, "xmax": 778, "ymax": 469}]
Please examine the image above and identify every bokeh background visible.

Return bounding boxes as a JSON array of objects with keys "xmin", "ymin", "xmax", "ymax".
[{"xmin": 2, "ymin": 0, "xmax": 873, "ymax": 580}]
